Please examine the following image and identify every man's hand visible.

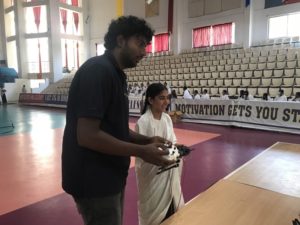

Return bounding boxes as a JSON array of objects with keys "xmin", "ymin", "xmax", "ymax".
[
  {"xmin": 139, "ymin": 142, "xmax": 176, "ymax": 167},
  {"xmin": 149, "ymin": 136, "xmax": 172, "ymax": 147}
]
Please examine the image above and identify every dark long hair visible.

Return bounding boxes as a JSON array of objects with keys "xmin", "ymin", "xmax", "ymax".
[{"xmin": 141, "ymin": 83, "xmax": 168, "ymax": 115}]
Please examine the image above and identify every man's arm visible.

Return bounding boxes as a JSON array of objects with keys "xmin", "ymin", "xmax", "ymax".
[
  {"xmin": 77, "ymin": 118, "xmax": 173, "ymax": 166},
  {"xmin": 129, "ymin": 129, "xmax": 152, "ymax": 145},
  {"xmin": 129, "ymin": 129, "xmax": 172, "ymax": 146}
]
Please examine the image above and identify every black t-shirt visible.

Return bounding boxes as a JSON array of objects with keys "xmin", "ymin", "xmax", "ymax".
[{"xmin": 62, "ymin": 51, "xmax": 130, "ymax": 198}]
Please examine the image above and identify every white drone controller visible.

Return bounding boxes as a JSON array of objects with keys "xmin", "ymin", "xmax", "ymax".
[
  {"xmin": 157, "ymin": 144, "xmax": 191, "ymax": 175},
  {"xmin": 165, "ymin": 145, "xmax": 181, "ymax": 161}
]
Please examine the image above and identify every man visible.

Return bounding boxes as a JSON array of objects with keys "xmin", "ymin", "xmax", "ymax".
[
  {"xmin": 183, "ymin": 86, "xmax": 192, "ymax": 99},
  {"xmin": 201, "ymin": 89, "xmax": 210, "ymax": 100},
  {"xmin": 274, "ymin": 89, "xmax": 287, "ymax": 101},
  {"xmin": 193, "ymin": 90, "xmax": 201, "ymax": 100},
  {"xmin": 62, "ymin": 16, "xmax": 174, "ymax": 225}
]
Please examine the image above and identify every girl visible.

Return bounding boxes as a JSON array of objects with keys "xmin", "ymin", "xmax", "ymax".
[{"xmin": 135, "ymin": 83, "xmax": 184, "ymax": 225}]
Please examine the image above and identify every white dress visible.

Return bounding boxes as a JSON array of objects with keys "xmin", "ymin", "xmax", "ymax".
[{"xmin": 135, "ymin": 109, "xmax": 184, "ymax": 225}]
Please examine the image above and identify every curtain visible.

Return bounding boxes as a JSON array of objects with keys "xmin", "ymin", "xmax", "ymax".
[
  {"xmin": 154, "ymin": 33, "xmax": 169, "ymax": 52},
  {"xmin": 212, "ymin": 23, "xmax": 232, "ymax": 46},
  {"xmin": 168, "ymin": 0, "xmax": 174, "ymax": 34},
  {"xmin": 146, "ymin": 43, "xmax": 152, "ymax": 53},
  {"xmin": 71, "ymin": 0, "xmax": 78, "ymax": 6},
  {"xmin": 60, "ymin": 0, "xmax": 67, "ymax": 32},
  {"xmin": 71, "ymin": 0, "xmax": 79, "ymax": 68},
  {"xmin": 33, "ymin": 6, "xmax": 42, "ymax": 78},
  {"xmin": 71, "ymin": 0, "xmax": 79, "ymax": 32},
  {"xmin": 32, "ymin": 6, "xmax": 41, "ymax": 31},
  {"xmin": 193, "ymin": 26, "xmax": 210, "ymax": 48},
  {"xmin": 60, "ymin": 9, "xmax": 67, "ymax": 33}
]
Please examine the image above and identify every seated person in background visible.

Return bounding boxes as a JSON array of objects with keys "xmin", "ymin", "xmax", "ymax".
[
  {"xmin": 262, "ymin": 92, "xmax": 272, "ymax": 101},
  {"xmin": 183, "ymin": 86, "xmax": 193, "ymax": 99},
  {"xmin": 135, "ymin": 83, "xmax": 184, "ymax": 225},
  {"xmin": 201, "ymin": 89, "xmax": 210, "ymax": 100},
  {"xmin": 291, "ymin": 92, "xmax": 300, "ymax": 102},
  {"xmin": 244, "ymin": 90, "xmax": 254, "ymax": 100},
  {"xmin": 22, "ymin": 84, "xmax": 27, "ymax": 93},
  {"xmin": 128, "ymin": 84, "xmax": 133, "ymax": 94},
  {"xmin": 134, "ymin": 83, "xmax": 141, "ymax": 96},
  {"xmin": 164, "ymin": 81, "xmax": 171, "ymax": 95},
  {"xmin": 193, "ymin": 90, "xmax": 201, "ymax": 100},
  {"xmin": 238, "ymin": 90, "xmax": 245, "ymax": 100},
  {"xmin": 274, "ymin": 89, "xmax": 287, "ymax": 102},
  {"xmin": 171, "ymin": 89, "xmax": 177, "ymax": 99},
  {"xmin": 170, "ymin": 89, "xmax": 177, "ymax": 111},
  {"xmin": 140, "ymin": 82, "xmax": 147, "ymax": 95},
  {"xmin": 1, "ymin": 88, "xmax": 7, "ymax": 104},
  {"xmin": 220, "ymin": 90, "xmax": 229, "ymax": 100}
]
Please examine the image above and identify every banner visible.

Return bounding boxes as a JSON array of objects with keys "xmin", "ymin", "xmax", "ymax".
[
  {"xmin": 173, "ymin": 99, "xmax": 300, "ymax": 134},
  {"xmin": 128, "ymin": 96, "xmax": 143, "ymax": 116},
  {"xmin": 19, "ymin": 93, "xmax": 68, "ymax": 106},
  {"xmin": 19, "ymin": 94, "xmax": 300, "ymax": 134}
]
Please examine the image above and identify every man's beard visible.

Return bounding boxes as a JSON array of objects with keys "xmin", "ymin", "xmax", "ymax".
[{"xmin": 120, "ymin": 46, "xmax": 137, "ymax": 69}]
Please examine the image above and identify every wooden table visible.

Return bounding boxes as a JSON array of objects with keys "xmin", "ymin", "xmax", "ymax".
[
  {"xmin": 162, "ymin": 142, "xmax": 300, "ymax": 225},
  {"xmin": 227, "ymin": 142, "xmax": 300, "ymax": 198}
]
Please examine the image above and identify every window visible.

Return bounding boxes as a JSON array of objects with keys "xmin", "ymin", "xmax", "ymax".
[
  {"xmin": 27, "ymin": 38, "xmax": 50, "ymax": 73},
  {"xmin": 60, "ymin": 8, "xmax": 81, "ymax": 35},
  {"xmin": 193, "ymin": 23, "xmax": 235, "ymax": 48},
  {"xmin": 269, "ymin": 13, "xmax": 300, "ymax": 39},
  {"xmin": 193, "ymin": 26, "xmax": 210, "ymax": 48},
  {"xmin": 146, "ymin": 43, "xmax": 152, "ymax": 53},
  {"xmin": 61, "ymin": 39, "xmax": 81, "ymax": 70},
  {"xmin": 25, "ymin": 6, "xmax": 48, "ymax": 33},
  {"xmin": 4, "ymin": 11, "xmax": 15, "ymax": 37},
  {"xmin": 59, "ymin": 0, "xmax": 82, "ymax": 7},
  {"xmin": 96, "ymin": 43, "xmax": 105, "ymax": 56},
  {"xmin": 7, "ymin": 41, "xmax": 18, "ymax": 72},
  {"xmin": 4, "ymin": 0, "xmax": 14, "ymax": 8},
  {"xmin": 154, "ymin": 33, "xmax": 169, "ymax": 52}
]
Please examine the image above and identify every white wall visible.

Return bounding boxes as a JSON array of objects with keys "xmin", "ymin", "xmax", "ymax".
[
  {"xmin": 0, "ymin": 0, "xmax": 7, "ymax": 62},
  {"xmin": 177, "ymin": 0, "xmax": 246, "ymax": 51},
  {"xmin": 251, "ymin": 0, "xmax": 300, "ymax": 45},
  {"xmin": 3, "ymin": 78, "xmax": 31, "ymax": 102},
  {"xmin": 123, "ymin": 0, "xmax": 246, "ymax": 53},
  {"xmin": 88, "ymin": 0, "xmax": 117, "ymax": 56}
]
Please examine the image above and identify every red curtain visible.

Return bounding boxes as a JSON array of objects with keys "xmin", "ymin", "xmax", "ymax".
[
  {"xmin": 154, "ymin": 33, "xmax": 169, "ymax": 52},
  {"xmin": 60, "ymin": 9, "xmax": 67, "ymax": 33},
  {"xmin": 212, "ymin": 23, "xmax": 232, "ymax": 46},
  {"xmin": 146, "ymin": 43, "xmax": 152, "ymax": 53},
  {"xmin": 168, "ymin": 0, "xmax": 174, "ymax": 34},
  {"xmin": 37, "ymin": 40, "xmax": 42, "ymax": 79},
  {"xmin": 32, "ymin": 6, "xmax": 41, "ymax": 31},
  {"xmin": 73, "ymin": 13, "xmax": 79, "ymax": 32},
  {"xmin": 60, "ymin": 8, "xmax": 68, "ymax": 68},
  {"xmin": 32, "ymin": 6, "xmax": 42, "ymax": 78},
  {"xmin": 72, "ymin": 0, "xmax": 79, "ymax": 32},
  {"xmin": 76, "ymin": 42, "xmax": 79, "ymax": 69},
  {"xmin": 71, "ymin": 0, "xmax": 78, "ymax": 6},
  {"xmin": 60, "ymin": 0, "xmax": 67, "ymax": 32},
  {"xmin": 193, "ymin": 26, "xmax": 210, "ymax": 48}
]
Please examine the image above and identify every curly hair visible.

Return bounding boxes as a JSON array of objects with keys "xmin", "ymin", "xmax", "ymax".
[{"xmin": 104, "ymin": 15, "xmax": 154, "ymax": 50}]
